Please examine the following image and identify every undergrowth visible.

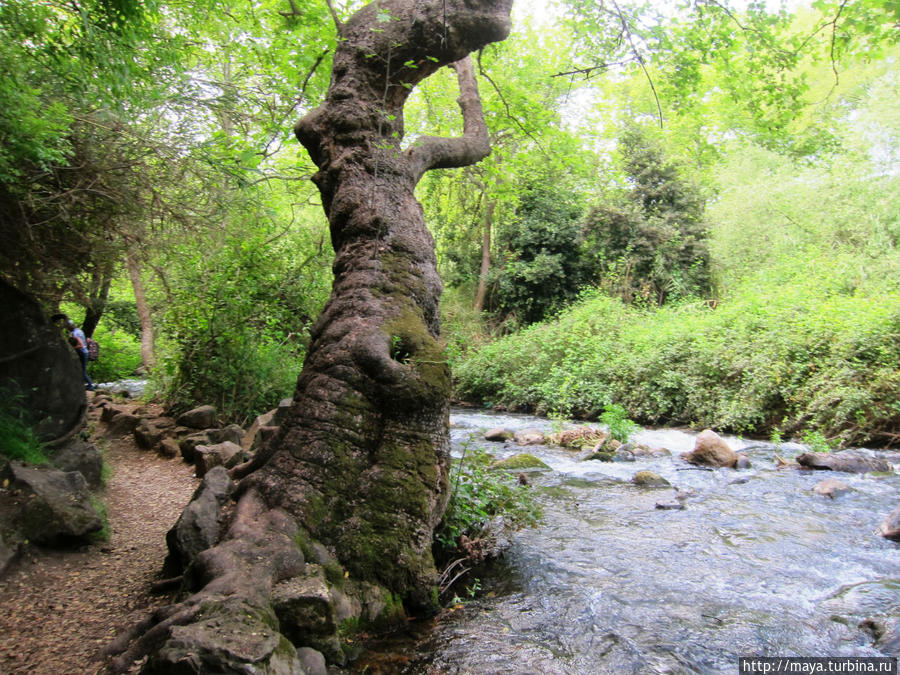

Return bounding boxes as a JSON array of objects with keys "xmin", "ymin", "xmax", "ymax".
[
  {"xmin": 434, "ymin": 443, "xmax": 542, "ymax": 559},
  {"xmin": 0, "ymin": 399, "xmax": 49, "ymax": 465}
]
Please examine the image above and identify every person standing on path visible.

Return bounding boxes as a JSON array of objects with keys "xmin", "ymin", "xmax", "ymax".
[{"xmin": 66, "ymin": 319, "xmax": 94, "ymax": 391}]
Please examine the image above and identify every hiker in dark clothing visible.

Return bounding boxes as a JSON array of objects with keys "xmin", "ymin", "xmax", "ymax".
[{"xmin": 66, "ymin": 319, "xmax": 95, "ymax": 391}]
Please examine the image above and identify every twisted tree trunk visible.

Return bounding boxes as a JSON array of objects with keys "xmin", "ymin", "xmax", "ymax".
[{"xmin": 109, "ymin": 1, "xmax": 512, "ymax": 672}]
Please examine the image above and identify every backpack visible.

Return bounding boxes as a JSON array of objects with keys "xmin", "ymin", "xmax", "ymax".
[{"xmin": 86, "ymin": 337, "xmax": 100, "ymax": 361}]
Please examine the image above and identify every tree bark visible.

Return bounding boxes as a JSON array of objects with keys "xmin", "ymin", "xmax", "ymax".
[
  {"xmin": 109, "ymin": 1, "xmax": 512, "ymax": 671},
  {"xmin": 126, "ymin": 250, "xmax": 155, "ymax": 371},
  {"xmin": 474, "ymin": 198, "xmax": 496, "ymax": 312},
  {"xmin": 81, "ymin": 267, "xmax": 112, "ymax": 338}
]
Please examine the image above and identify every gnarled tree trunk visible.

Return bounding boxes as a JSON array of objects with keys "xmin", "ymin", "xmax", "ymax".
[{"xmin": 109, "ymin": 1, "xmax": 512, "ymax": 672}]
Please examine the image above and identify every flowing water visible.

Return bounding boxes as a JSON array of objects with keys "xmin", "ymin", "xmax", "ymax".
[{"xmin": 358, "ymin": 409, "xmax": 900, "ymax": 674}]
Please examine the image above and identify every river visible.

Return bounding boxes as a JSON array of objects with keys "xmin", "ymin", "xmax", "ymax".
[{"xmin": 355, "ymin": 408, "xmax": 900, "ymax": 673}]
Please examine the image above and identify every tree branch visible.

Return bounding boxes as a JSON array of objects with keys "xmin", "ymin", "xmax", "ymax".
[
  {"xmin": 612, "ymin": 0, "xmax": 664, "ymax": 129},
  {"xmin": 404, "ymin": 55, "xmax": 491, "ymax": 181},
  {"xmin": 324, "ymin": 0, "xmax": 343, "ymax": 35}
]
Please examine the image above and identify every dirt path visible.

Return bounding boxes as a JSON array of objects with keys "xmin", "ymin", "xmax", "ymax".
[{"xmin": 0, "ymin": 416, "xmax": 199, "ymax": 674}]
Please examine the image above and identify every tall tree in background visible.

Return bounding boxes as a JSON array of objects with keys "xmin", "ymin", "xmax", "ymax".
[
  {"xmin": 110, "ymin": 0, "xmax": 514, "ymax": 671},
  {"xmin": 583, "ymin": 128, "xmax": 710, "ymax": 306}
]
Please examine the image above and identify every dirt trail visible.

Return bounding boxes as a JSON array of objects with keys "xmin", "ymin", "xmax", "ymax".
[{"xmin": 0, "ymin": 410, "xmax": 198, "ymax": 674}]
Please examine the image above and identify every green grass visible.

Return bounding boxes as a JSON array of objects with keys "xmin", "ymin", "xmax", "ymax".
[{"xmin": 0, "ymin": 403, "xmax": 49, "ymax": 465}]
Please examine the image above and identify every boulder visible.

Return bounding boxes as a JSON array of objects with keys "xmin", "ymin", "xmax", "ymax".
[
  {"xmin": 242, "ymin": 410, "xmax": 277, "ymax": 454},
  {"xmin": 0, "ymin": 461, "xmax": 102, "ymax": 544},
  {"xmin": 297, "ymin": 647, "xmax": 327, "ymax": 675},
  {"xmin": 100, "ymin": 404, "xmax": 127, "ymax": 423},
  {"xmin": 632, "ymin": 471, "xmax": 670, "ymax": 487},
  {"xmin": 797, "ymin": 451, "xmax": 891, "ymax": 474},
  {"xmin": 655, "ymin": 500, "xmax": 685, "ymax": 511},
  {"xmin": 145, "ymin": 610, "xmax": 304, "ymax": 674},
  {"xmin": 0, "ymin": 280, "xmax": 86, "ymax": 444},
  {"xmin": 491, "ymin": 453, "xmax": 551, "ymax": 471},
  {"xmin": 629, "ymin": 443, "xmax": 671, "ymax": 458},
  {"xmin": 164, "ymin": 466, "xmax": 234, "ymax": 575},
  {"xmin": 813, "ymin": 478, "xmax": 850, "ymax": 499},
  {"xmin": 206, "ymin": 424, "xmax": 244, "ymax": 446},
  {"xmin": 681, "ymin": 430, "xmax": 737, "ymax": 468},
  {"xmin": 134, "ymin": 419, "xmax": 168, "ymax": 450},
  {"xmin": 158, "ymin": 438, "xmax": 181, "ymax": 459},
  {"xmin": 514, "ymin": 429, "xmax": 546, "ymax": 446},
  {"xmin": 176, "ymin": 405, "xmax": 217, "ymax": 430},
  {"xmin": 179, "ymin": 432, "xmax": 211, "ymax": 463},
  {"xmin": 272, "ymin": 397, "xmax": 293, "ymax": 426},
  {"xmin": 195, "ymin": 441, "xmax": 243, "ymax": 477},
  {"xmin": 483, "ymin": 427, "xmax": 513, "ymax": 442},
  {"xmin": 106, "ymin": 412, "xmax": 140, "ymax": 437},
  {"xmin": 592, "ymin": 437, "xmax": 622, "ymax": 453},
  {"xmin": 50, "ymin": 439, "xmax": 104, "ymax": 489},
  {"xmin": 880, "ymin": 504, "xmax": 900, "ymax": 541}
]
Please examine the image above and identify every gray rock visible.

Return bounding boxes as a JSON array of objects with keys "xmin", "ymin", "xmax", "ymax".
[
  {"xmin": 655, "ymin": 500, "xmax": 686, "ymax": 511},
  {"xmin": 1, "ymin": 461, "xmax": 102, "ymax": 544},
  {"xmin": 514, "ymin": 429, "xmax": 546, "ymax": 446},
  {"xmin": 176, "ymin": 405, "xmax": 217, "ymax": 430},
  {"xmin": 145, "ymin": 611, "xmax": 302, "ymax": 675},
  {"xmin": 628, "ymin": 443, "xmax": 670, "ymax": 458},
  {"xmin": 297, "ymin": 647, "xmax": 327, "ymax": 675},
  {"xmin": 179, "ymin": 432, "xmax": 211, "ymax": 463},
  {"xmin": 206, "ymin": 424, "xmax": 244, "ymax": 446},
  {"xmin": 273, "ymin": 566, "xmax": 344, "ymax": 664},
  {"xmin": 158, "ymin": 437, "xmax": 181, "ymax": 459},
  {"xmin": 632, "ymin": 471, "xmax": 670, "ymax": 487},
  {"xmin": 273, "ymin": 398, "xmax": 293, "ymax": 426},
  {"xmin": 242, "ymin": 410, "xmax": 277, "ymax": 454},
  {"xmin": 106, "ymin": 412, "xmax": 140, "ymax": 437},
  {"xmin": 100, "ymin": 404, "xmax": 126, "ymax": 423},
  {"xmin": 163, "ymin": 466, "xmax": 234, "ymax": 574},
  {"xmin": 195, "ymin": 441, "xmax": 243, "ymax": 478},
  {"xmin": 51, "ymin": 439, "xmax": 104, "ymax": 489},
  {"xmin": 134, "ymin": 419, "xmax": 167, "ymax": 450},
  {"xmin": 813, "ymin": 478, "xmax": 850, "ymax": 499},
  {"xmin": 484, "ymin": 427, "xmax": 513, "ymax": 442},
  {"xmin": 798, "ymin": 451, "xmax": 891, "ymax": 474}
]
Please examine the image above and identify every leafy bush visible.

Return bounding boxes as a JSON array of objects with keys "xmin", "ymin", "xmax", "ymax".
[
  {"xmin": 492, "ymin": 182, "xmax": 586, "ymax": 324},
  {"xmin": 153, "ymin": 221, "xmax": 330, "ymax": 424},
  {"xmin": 88, "ymin": 321, "xmax": 143, "ymax": 383},
  {"xmin": 435, "ymin": 444, "xmax": 542, "ymax": 557},
  {"xmin": 600, "ymin": 403, "xmax": 641, "ymax": 443},
  {"xmin": 455, "ymin": 271, "xmax": 900, "ymax": 447}
]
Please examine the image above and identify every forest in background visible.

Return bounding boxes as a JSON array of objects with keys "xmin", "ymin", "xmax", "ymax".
[{"xmin": 1, "ymin": 0, "xmax": 897, "ymax": 445}]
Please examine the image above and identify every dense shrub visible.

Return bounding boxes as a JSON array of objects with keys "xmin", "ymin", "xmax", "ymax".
[
  {"xmin": 492, "ymin": 182, "xmax": 586, "ymax": 324},
  {"xmin": 455, "ymin": 269, "xmax": 900, "ymax": 447},
  {"xmin": 153, "ymin": 222, "xmax": 331, "ymax": 425}
]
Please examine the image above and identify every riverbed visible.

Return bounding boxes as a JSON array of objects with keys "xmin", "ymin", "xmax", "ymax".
[{"xmin": 358, "ymin": 409, "xmax": 900, "ymax": 673}]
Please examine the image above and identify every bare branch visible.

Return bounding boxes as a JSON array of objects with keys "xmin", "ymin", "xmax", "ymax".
[
  {"xmin": 404, "ymin": 55, "xmax": 491, "ymax": 181},
  {"xmin": 612, "ymin": 0, "xmax": 664, "ymax": 129}
]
